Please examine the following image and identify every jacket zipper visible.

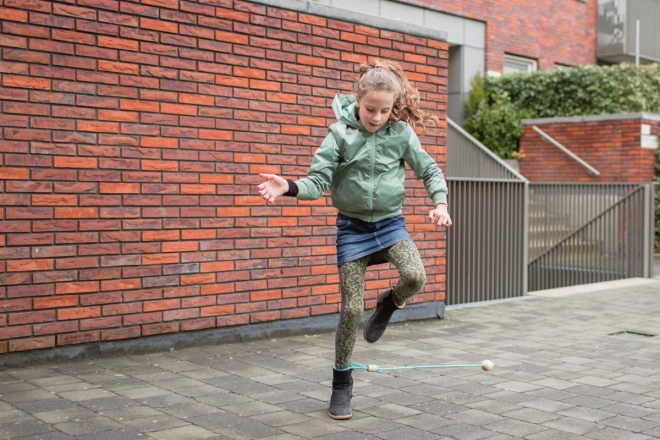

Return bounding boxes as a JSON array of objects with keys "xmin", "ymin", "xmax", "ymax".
[{"xmin": 367, "ymin": 133, "xmax": 375, "ymax": 222}]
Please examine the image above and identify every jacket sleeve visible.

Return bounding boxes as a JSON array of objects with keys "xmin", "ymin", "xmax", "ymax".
[
  {"xmin": 402, "ymin": 127, "xmax": 448, "ymax": 206},
  {"xmin": 295, "ymin": 129, "xmax": 340, "ymax": 200}
]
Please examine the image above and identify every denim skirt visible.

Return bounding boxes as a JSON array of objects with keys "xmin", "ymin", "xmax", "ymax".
[{"xmin": 335, "ymin": 213, "xmax": 412, "ymax": 267}]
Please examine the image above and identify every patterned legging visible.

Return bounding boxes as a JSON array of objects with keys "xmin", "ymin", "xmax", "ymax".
[{"xmin": 335, "ymin": 240, "xmax": 426, "ymax": 370}]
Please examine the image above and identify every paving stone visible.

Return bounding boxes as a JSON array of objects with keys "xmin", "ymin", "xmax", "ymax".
[
  {"xmin": 10, "ymin": 432, "xmax": 72, "ymax": 440},
  {"xmin": 377, "ymin": 426, "xmax": 443, "ymax": 440},
  {"xmin": 186, "ymin": 411, "xmax": 252, "ymax": 430},
  {"xmin": 444, "ymin": 408, "xmax": 505, "ymax": 426},
  {"xmin": 33, "ymin": 406, "xmax": 98, "ymax": 424},
  {"xmin": 149, "ymin": 424, "xmax": 218, "ymax": 440},
  {"xmin": 501, "ymin": 407, "xmax": 560, "ymax": 424},
  {"xmin": 0, "ymin": 409, "xmax": 33, "ymax": 424},
  {"xmin": 518, "ymin": 398, "xmax": 576, "ymax": 413},
  {"xmin": 598, "ymin": 415, "xmax": 659, "ymax": 432},
  {"xmin": 161, "ymin": 402, "xmax": 222, "ymax": 419},
  {"xmin": 99, "ymin": 405, "xmax": 164, "ymax": 422},
  {"xmin": 57, "ymin": 388, "xmax": 116, "ymax": 402},
  {"xmin": 431, "ymin": 423, "xmax": 497, "ymax": 439},
  {"xmin": 53, "ymin": 416, "xmax": 123, "ymax": 436},
  {"xmin": 122, "ymin": 414, "xmax": 190, "ymax": 432},
  {"xmin": 541, "ymin": 416, "xmax": 603, "ymax": 435},
  {"xmin": 585, "ymin": 426, "xmax": 654, "ymax": 439},
  {"xmin": 249, "ymin": 410, "xmax": 313, "ymax": 427},
  {"xmin": 557, "ymin": 406, "xmax": 617, "ymax": 422},
  {"xmin": 75, "ymin": 428, "xmax": 146, "ymax": 440},
  {"xmin": 0, "ymin": 389, "xmax": 58, "ymax": 404},
  {"xmin": 0, "ymin": 420, "xmax": 53, "ymax": 438},
  {"xmin": 77, "ymin": 395, "xmax": 140, "ymax": 411},
  {"xmin": 277, "ymin": 398, "xmax": 328, "ymax": 415},
  {"xmin": 272, "ymin": 419, "xmax": 344, "ymax": 439},
  {"xmin": 527, "ymin": 430, "xmax": 588, "ymax": 440},
  {"xmin": 600, "ymin": 403, "xmax": 658, "ymax": 418},
  {"xmin": 483, "ymin": 418, "xmax": 548, "ymax": 437}
]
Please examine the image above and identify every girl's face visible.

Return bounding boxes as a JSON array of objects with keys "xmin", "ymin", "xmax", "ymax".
[{"xmin": 357, "ymin": 90, "xmax": 395, "ymax": 133}]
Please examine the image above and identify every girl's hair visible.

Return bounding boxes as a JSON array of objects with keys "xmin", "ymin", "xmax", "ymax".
[{"xmin": 356, "ymin": 60, "xmax": 439, "ymax": 134}]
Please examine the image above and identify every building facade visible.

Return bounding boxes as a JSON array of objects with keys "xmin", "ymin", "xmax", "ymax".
[{"xmin": 315, "ymin": 0, "xmax": 598, "ymax": 123}]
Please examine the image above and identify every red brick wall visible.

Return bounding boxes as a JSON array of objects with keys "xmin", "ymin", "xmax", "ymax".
[
  {"xmin": 0, "ymin": 0, "xmax": 448, "ymax": 353},
  {"xmin": 519, "ymin": 118, "xmax": 659, "ymax": 182},
  {"xmin": 401, "ymin": 0, "xmax": 597, "ymax": 72}
]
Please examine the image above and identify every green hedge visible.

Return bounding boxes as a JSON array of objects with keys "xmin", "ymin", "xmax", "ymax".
[{"xmin": 463, "ymin": 63, "xmax": 660, "ymax": 159}]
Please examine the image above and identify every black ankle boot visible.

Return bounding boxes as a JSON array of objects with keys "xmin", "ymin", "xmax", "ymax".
[
  {"xmin": 328, "ymin": 368, "xmax": 353, "ymax": 420},
  {"xmin": 363, "ymin": 288, "xmax": 402, "ymax": 343}
]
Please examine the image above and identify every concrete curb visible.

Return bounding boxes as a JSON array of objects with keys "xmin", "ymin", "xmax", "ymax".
[{"xmin": 527, "ymin": 277, "xmax": 660, "ymax": 298}]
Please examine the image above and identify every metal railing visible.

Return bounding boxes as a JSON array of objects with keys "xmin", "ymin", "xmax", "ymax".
[
  {"xmin": 532, "ymin": 126, "xmax": 600, "ymax": 176},
  {"xmin": 446, "ymin": 119, "xmax": 528, "ymax": 305},
  {"xmin": 529, "ymin": 183, "xmax": 654, "ymax": 291}
]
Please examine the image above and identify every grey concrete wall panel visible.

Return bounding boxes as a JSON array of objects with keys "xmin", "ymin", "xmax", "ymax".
[
  {"xmin": 448, "ymin": 46, "xmax": 463, "ymax": 94},
  {"xmin": 462, "ymin": 46, "xmax": 485, "ymax": 91},
  {"xmin": 424, "ymin": 9, "xmax": 465, "ymax": 45},
  {"xmin": 448, "ymin": 93, "xmax": 464, "ymax": 125},
  {"xmin": 328, "ymin": 0, "xmax": 379, "ymax": 15},
  {"xmin": 464, "ymin": 18, "xmax": 486, "ymax": 49},
  {"xmin": 380, "ymin": 1, "xmax": 425, "ymax": 25}
]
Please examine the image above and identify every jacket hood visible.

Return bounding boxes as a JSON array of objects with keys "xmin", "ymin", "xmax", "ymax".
[{"xmin": 332, "ymin": 94, "xmax": 362, "ymax": 130}]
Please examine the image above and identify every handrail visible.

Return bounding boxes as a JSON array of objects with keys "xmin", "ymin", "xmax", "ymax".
[
  {"xmin": 528, "ymin": 185, "xmax": 644, "ymax": 265},
  {"xmin": 532, "ymin": 126, "xmax": 600, "ymax": 176},
  {"xmin": 448, "ymin": 118, "xmax": 528, "ymax": 182}
]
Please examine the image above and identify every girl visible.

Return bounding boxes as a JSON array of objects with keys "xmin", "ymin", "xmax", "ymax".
[{"xmin": 257, "ymin": 60, "xmax": 451, "ymax": 420}]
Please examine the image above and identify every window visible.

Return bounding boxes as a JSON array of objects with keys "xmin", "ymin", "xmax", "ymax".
[
  {"xmin": 554, "ymin": 63, "xmax": 573, "ymax": 70},
  {"xmin": 503, "ymin": 54, "xmax": 537, "ymax": 74}
]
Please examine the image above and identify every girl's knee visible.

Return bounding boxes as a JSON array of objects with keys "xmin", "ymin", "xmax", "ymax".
[
  {"xmin": 341, "ymin": 303, "xmax": 363, "ymax": 325},
  {"xmin": 402, "ymin": 270, "xmax": 426, "ymax": 292}
]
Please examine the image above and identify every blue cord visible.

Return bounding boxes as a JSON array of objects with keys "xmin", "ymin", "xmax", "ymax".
[{"xmin": 350, "ymin": 361, "xmax": 490, "ymax": 372}]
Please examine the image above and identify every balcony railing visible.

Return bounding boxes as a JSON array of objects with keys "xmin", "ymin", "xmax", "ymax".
[{"xmin": 597, "ymin": 0, "xmax": 660, "ymax": 64}]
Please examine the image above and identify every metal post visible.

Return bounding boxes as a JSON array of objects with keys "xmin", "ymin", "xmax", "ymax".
[
  {"xmin": 643, "ymin": 183, "xmax": 653, "ymax": 277},
  {"xmin": 635, "ymin": 20, "xmax": 640, "ymax": 66}
]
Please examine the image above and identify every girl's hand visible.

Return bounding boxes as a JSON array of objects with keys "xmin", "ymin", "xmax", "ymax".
[
  {"xmin": 429, "ymin": 204, "xmax": 452, "ymax": 227},
  {"xmin": 258, "ymin": 173, "xmax": 289, "ymax": 204}
]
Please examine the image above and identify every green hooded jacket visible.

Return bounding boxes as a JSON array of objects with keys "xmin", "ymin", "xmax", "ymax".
[{"xmin": 295, "ymin": 94, "xmax": 448, "ymax": 223}]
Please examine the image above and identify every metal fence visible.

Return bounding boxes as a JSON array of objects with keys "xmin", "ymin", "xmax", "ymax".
[
  {"xmin": 528, "ymin": 183, "xmax": 654, "ymax": 291},
  {"xmin": 445, "ymin": 120, "xmax": 528, "ymax": 305}
]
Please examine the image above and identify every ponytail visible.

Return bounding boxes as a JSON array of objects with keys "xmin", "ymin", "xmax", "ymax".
[{"xmin": 357, "ymin": 60, "xmax": 438, "ymax": 134}]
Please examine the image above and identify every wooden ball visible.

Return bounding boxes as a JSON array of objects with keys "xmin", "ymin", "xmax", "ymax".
[{"xmin": 482, "ymin": 360, "xmax": 494, "ymax": 371}]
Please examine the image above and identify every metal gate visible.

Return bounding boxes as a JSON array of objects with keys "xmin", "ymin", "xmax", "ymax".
[
  {"xmin": 445, "ymin": 121, "xmax": 655, "ymax": 303},
  {"xmin": 528, "ymin": 183, "xmax": 655, "ymax": 291},
  {"xmin": 445, "ymin": 119, "xmax": 528, "ymax": 305}
]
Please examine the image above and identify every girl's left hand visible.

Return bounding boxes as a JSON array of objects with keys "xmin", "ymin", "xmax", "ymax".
[{"xmin": 429, "ymin": 204, "xmax": 452, "ymax": 227}]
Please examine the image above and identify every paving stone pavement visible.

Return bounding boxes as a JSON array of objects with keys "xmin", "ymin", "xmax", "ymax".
[{"xmin": 2, "ymin": 280, "xmax": 660, "ymax": 439}]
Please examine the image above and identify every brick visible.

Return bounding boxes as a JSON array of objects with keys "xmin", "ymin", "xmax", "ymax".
[
  {"xmin": 98, "ymin": 35, "xmax": 137, "ymax": 51},
  {"xmin": 55, "ymin": 281, "xmax": 99, "ymax": 294},
  {"xmin": 101, "ymin": 326, "xmax": 141, "ymax": 341},
  {"xmin": 32, "ymin": 195, "xmax": 77, "ymax": 206},
  {"xmin": 57, "ymin": 331, "xmax": 100, "ymax": 345},
  {"xmin": 54, "ymin": 157, "xmax": 97, "ymax": 168},
  {"xmin": 7, "ymin": 259, "xmax": 53, "ymax": 272},
  {"xmin": 0, "ymin": 168, "xmax": 29, "ymax": 180},
  {"xmin": 8, "ymin": 310, "xmax": 55, "ymax": 325},
  {"xmin": 33, "ymin": 321, "xmax": 77, "ymax": 336},
  {"xmin": 33, "ymin": 295, "xmax": 78, "ymax": 309},
  {"xmin": 8, "ymin": 337, "xmax": 54, "ymax": 352},
  {"xmin": 58, "ymin": 306, "xmax": 100, "ymax": 320}
]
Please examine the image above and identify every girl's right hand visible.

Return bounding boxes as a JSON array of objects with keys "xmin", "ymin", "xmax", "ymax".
[{"xmin": 258, "ymin": 173, "xmax": 289, "ymax": 204}]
